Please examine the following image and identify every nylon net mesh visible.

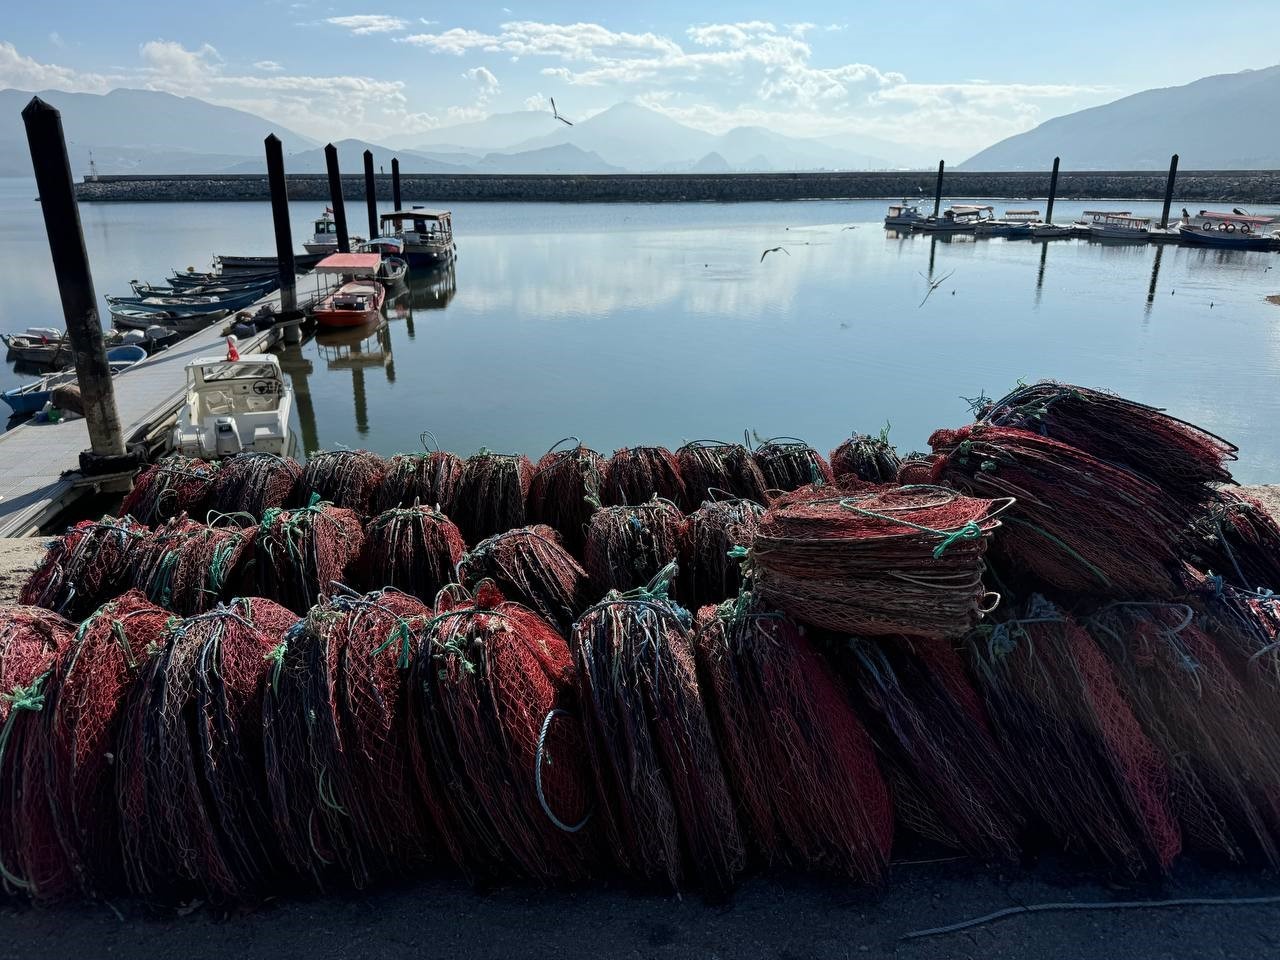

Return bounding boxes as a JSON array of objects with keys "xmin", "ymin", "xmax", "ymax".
[
  {"xmin": 751, "ymin": 439, "xmax": 833, "ymax": 493},
  {"xmin": 1185, "ymin": 489, "xmax": 1280, "ymax": 592},
  {"xmin": 454, "ymin": 452, "xmax": 534, "ymax": 542},
  {"xmin": 373, "ymin": 451, "xmax": 464, "ymax": 515},
  {"xmin": 604, "ymin": 446, "xmax": 687, "ymax": 508},
  {"xmin": 21, "ymin": 516, "xmax": 149, "ymax": 620},
  {"xmin": 295, "ymin": 450, "xmax": 387, "ymax": 515},
  {"xmin": 360, "ymin": 505, "xmax": 464, "ymax": 605},
  {"xmin": 527, "ymin": 443, "xmax": 607, "ymax": 554},
  {"xmin": 459, "ymin": 525, "xmax": 591, "ymax": 637},
  {"xmin": 209, "ymin": 453, "xmax": 302, "ymax": 517},
  {"xmin": 120, "ymin": 456, "xmax": 218, "ymax": 527},
  {"xmin": 679, "ymin": 498, "xmax": 764, "ymax": 609},
  {"xmin": 256, "ymin": 502, "xmax": 365, "ymax": 614},
  {"xmin": 830, "ymin": 433, "xmax": 903, "ymax": 484},
  {"xmin": 677, "ymin": 442, "xmax": 770, "ymax": 506},
  {"xmin": 132, "ymin": 516, "xmax": 258, "ymax": 615},
  {"xmin": 584, "ymin": 501, "xmax": 686, "ymax": 598}
]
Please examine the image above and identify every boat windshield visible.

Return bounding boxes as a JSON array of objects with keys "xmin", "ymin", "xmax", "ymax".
[{"xmin": 196, "ymin": 361, "xmax": 281, "ymax": 383}]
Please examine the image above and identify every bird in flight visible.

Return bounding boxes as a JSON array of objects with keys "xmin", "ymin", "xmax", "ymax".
[
  {"xmin": 551, "ymin": 98, "xmax": 573, "ymax": 126},
  {"xmin": 841, "ymin": 225, "xmax": 858, "ymax": 231},
  {"xmin": 760, "ymin": 246, "xmax": 791, "ymax": 262},
  {"xmin": 917, "ymin": 269, "xmax": 955, "ymax": 307}
]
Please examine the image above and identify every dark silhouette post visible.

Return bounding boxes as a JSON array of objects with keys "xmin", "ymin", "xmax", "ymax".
[
  {"xmin": 1159, "ymin": 154, "xmax": 1179, "ymax": 229},
  {"xmin": 363, "ymin": 149, "xmax": 378, "ymax": 240},
  {"xmin": 264, "ymin": 134, "xmax": 297, "ymax": 314},
  {"xmin": 932, "ymin": 160, "xmax": 945, "ymax": 217},
  {"xmin": 324, "ymin": 143, "xmax": 350, "ymax": 252},
  {"xmin": 1045, "ymin": 156, "xmax": 1060, "ymax": 225},
  {"xmin": 23, "ymin": 96, "xmax": 125, "ymax": 464},
  {"xmin": 392, "ymin": 157, "xmax": 402, "ymax": 211}
]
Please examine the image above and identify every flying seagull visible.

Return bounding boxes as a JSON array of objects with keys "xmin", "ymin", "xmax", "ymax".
[
  {"xmin": 917, "ymin": 269, "xmax": 955, "ymax": 308},
  {"xmin": 761, "ymin": 246, "xmax": 791, "ymax": 262},
  {"xmin": 551, "ymin": 97, "xmax": 573, "ymax": 126},
  {"xmin": 841, "ymin": 225, "xmax": 858, "ymax": 231}
]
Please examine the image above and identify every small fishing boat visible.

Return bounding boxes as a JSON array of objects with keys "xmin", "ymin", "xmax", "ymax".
[
  {"xmin": 168, "ymin": 268, "xmax": 278, "ymax": 288},
  {"xmin": 2, "ymin": 345, "xmax": 146, "ymax": 416},
  {"xmin": 1179, "ymin": 210, "xmax": 1279, "ymax": 250},
  {"xmin": 357, "ymin": 237, "xmax": 410, "ymax": 287},
  {"xmin": 310, "ymin": 253, "xmax": 386, "ymax": 328},
  {"xmin": 214, "ymin": 252, "xmax": 325, "ymax": 273},
  {"xmin": 915, "ymin": 205, "xmax": 995, "ymax": 233},
  {"xmin": 976, "ymin": 210, "xmax": 1041, "ymax": 238},
  {"xmin": 107, "ymin": 285, "xmax": 265, "ymax": 316},
  {"xmin": 378, "ymin": 208, "xmax": 456, "ymax": 268},
  {"xmin": 132, "ymin": 276, "xmax": 276, "ymax": 298},
  {"xmin": 884, "ymin": 201, "xmax": 925, "ymax": 228},
  {"xmin": 1032, "ymin": 222, "xmax": 1074, "ymax": 239},
  {"xmin": 172, "ymin": 342, "xmax": 294, "ymax": 458},
  {"xmin": 1088, "ymin": 213, "xmax": 1151, "ymax": 242},
  {"xmin": 303, "ymin": 208, "xmax": 344, "ymax": 254}
]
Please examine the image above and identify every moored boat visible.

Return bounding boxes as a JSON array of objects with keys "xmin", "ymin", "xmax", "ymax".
[
  {"xmin": 107, "ymin": 286, "xmax": 265, "ymax": 316},
  {"xmin": 2, "ymin": 345, "xmax": 146, "ymax": 416},
  {"xmin": 303, "ymin": 208, "xmax": 342, "ymax": 255},
  {"xmin": 310, "ymin": 253, "xmax": 387, "ymax": 328},
  {"xmin": 171, "ymin": 344, "xmax": 294, "ymax": 458},
  {"xmin": 916, "ymin": 205, "xmax": 995, "ymax": 233},
  {"xmin": 378, "ymin": 208, "xmax": 456, "ymax": 268},
  {"xmin": 214, "ymin": 252, "xmax": 324, "ymax": 273},
  {"xmin": 884, "ymin": 201, "xmax": 925, "ymax": 228},
  {"xmin": 1088, "ymin": 213, "xmax": 1151, "ymax": 242},
  {"xmin": 1179, "ymin": 210, "xmax": 1279, "ymax": 250},
  {"xmin": 357, "ymin": 237, "xmax": 410, "ymax": 287}
]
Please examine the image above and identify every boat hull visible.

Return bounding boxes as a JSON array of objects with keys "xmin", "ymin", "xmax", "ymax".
[
  {"xmin": 1178, "ymin": 226, "xmax": 1274, "ymax": 250},
  {"xmin": 1089, "ymin": 226, "xmax": 1149, "ymax": 242},
  {"xmin": 313, "ymin": 309, "xmax": 382, "ymax": 328},
  {"xmin": 402, "ymin": 247, "xmax": 455, "ymax": 268}
]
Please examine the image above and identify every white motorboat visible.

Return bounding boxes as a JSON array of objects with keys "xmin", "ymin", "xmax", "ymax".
[
  {"xmin": 172, "ymin": 342, "xmax": 294, "ymax": 458},
  {"xmin": 916, "ymin": 205, "xmax": 995, "ymax": 233},
  {"xmin": 884, "ymin": 201, "xmax": 926, "ymax": 228},
  {"xmin": 303, "ymin": 208, "xmax": 341, "ymax": 255}
]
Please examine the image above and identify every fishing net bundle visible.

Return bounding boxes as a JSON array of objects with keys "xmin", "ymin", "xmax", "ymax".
[
  {"xmin": 965, "ymin": 598, "xmax": 1181, "ymax": 875},
  {"xmin": 604, "ymin": 446, "xmax": 687, "ymax": 508},
  {"xmin": 360, "ymin": 505, "xmax": 464, "ymax": 604},
  {"xmin": 20, "ymin": 515, "xmax": 148, "ymax": 620},
  {"xmin": 584, "ymin": 500, "xmax": 686, "ymax": 597},
  {"xmin": 840, "ymin": 637, "xmax": 1023, "ymax": 860},
  {"xmin": 751, "ymin": 438, "xmax": 833, "ymax": 493},
  {"xmin": 1188, "ymin": 574, "xmax": 1280, "ymax": 715},
  {"xmin": 750, "ymin": 485, "xmax": 1008, "ymax": 639},
  {"xmin": 1086, "ymin": 602, "xmax": 1280, "ymax": 867},
  {"xmin": 929, "ymin": 424, "xmax": 1185, "ymax": 598},
  {"xmin": 131, "ymin": 515, "xmax": 258, "ymax": 615},
  {"xmin": 679, "ymin": 498, "xmax": 765, "ymax": 609},
  {"xmin": 1184, "ymin": 488, "xmax": 1280, "ymax": 592},
  {"xmin": 453, "ymin": 451, "xmax": 535, "ymax": 543},
  {"xmin": 373, "ymin": 450, "xmax": 464, "ymax": 515},
  {"xmin": 409, "ymin": 582, "xmax": 597, "ymax": 883},
  {"xmin": 0, "ymin": 606, "xmax": 74, "ymax": 900},
  {"xmin": 120, "ymin": 456, "xmax": 219, "ymax": 527},
  {"xmin": 295, "ymin": 449, "xmax": 387, "ymax": 516},
  {"xmin": 572, "ymin": 585, "xmax": 744, "ymax": 896},
  {"xmin": 977, "ymin": 380, "xmax": 1237, "ymax": 512},
  {"xmin": 692, "ymin": 600, "xmax": 892, "ymax": 881},
  {"xmin": 458, "ymin": 525, "xmax": 591, "ymax": 636},
  {"xmin": 676, "ymin": 441, "xmax": 770, "ymax": 506},
  {"xmin": 256, "ymin": 501, "xmax": 365, "ymax": 614},
  {"xmin": 209, "ymin": 453, "xmax": 302, "ymax": 517},
  {"xmin": 526, "ymin": 440, "xmax": 608, "ymax": 553},
  {"xmin": 829, "ymin": 432, "xmax": 903, "ymax": 483}
]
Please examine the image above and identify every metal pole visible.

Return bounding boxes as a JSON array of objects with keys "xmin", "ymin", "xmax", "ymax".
[
  {"xmin": 324, "ymin": 143, "xmax": 350, "ymax": 253},
  {"xmin": 22, "ymin": 96, "xmax": 125, "ymax": 462},
  {"xmin": 264, "ymin": 134, "xmax": 297, "ymax": 315},
  {"xmin": 1045, "ymin": 156, "xmax": 1060, "ymax": 225},
  {"xmin": 363, "ymin": 149, "xmax": 378, "ymax": 240},
  {"xmin": 392, "ymin": 157, "xmax": 402, "ymax": 211},
  {"xmin": 1159, "ymin": 154, "xmax": 1179, "ymax": 229},
  {"xmin": 932, "ymin": 160, "xmax": 945, "ymax": 218}
]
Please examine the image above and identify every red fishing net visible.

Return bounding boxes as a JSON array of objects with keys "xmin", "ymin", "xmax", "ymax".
[
  {"xmin": 677, "ymin": 441, "xmax": 770, "ymax": 506},
  {"xmin": 373, "ymin": 451, "xmax": 464, "ymax": 515},
  {"xmin": 295, "ymin": 450, "xmax": 387, "ymax": 516},
  {"xmin": 131, "ymin": 515, "xmax": 258, "ymax": 615},
  {"xmin": 256, "ymin": 501, "xmax": 365, "ymax": 614},
  {"xmin": 120, "ymin": 456, "xmax": 219, "ymax": 527},
  {"xmin": 209, "ymin": 453, "xmax": 302, "ymax": 518},
  {"xmin": 752, "ymin": 485, "xmax": 1007, "ymax": 638},
  {"xmin": 693, "ymin": 601, "xmax": 892, "ymax": 881},
  {"xmin": 21, "ymin": 516, "xmax": 148, "ymax": 620},
  {"xmin": 584, "ymin": 500, "xmax": 686, "ymax": 598},
  {"xmin": 454, "ymin": 451, "xmax": 534, "ymax": 542},
  {"xmin": 604, "ymin": 446, "xmax": 687, "ymax": 508},
  {"xmin": 679, "ymin": 498, "xmax": 764, "ymax": 608},
  {"xmin": 459, "ymin": 525, "xmax": 591, "ymax": 637},
  {"xmin": 360, "ymin": 505, "xmax": 464, "ymax": 604},
  {"xmin": 830, "ymin": 433, "xmax": 903, "ymax": 483},
  {"xmin": 1186, "ymin": 489, "xmax": 1280, "ymax": 592},
  {"xmin": 527, "ymin": 441, "xmax": 608, "ymax": 554},
  {"xmin": 751, "ymin": 438, "xmax": 833, "ymax": 493}
]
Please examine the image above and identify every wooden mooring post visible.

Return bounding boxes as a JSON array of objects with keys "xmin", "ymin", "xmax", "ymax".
[
  {"xmin": 1045, "ymin": 156, "xmax": 1060, "ymax": 225},
  {"xmin": 265, "ymin": 134, "xmax": 302, "ymax": 343},
  {"xmin": 1159, "ymin": 154, "xmax": 1179, "ymax": 229},
  {"xmin": 932, "ymin": 160, "xmax": 945, "ymax": 217},
  {"xmin": 324, "ymin": 143, "xmax": 350, "ymax": 253},
  {"xmin": 363, "ymin": 149, "xmax": 378, "ymax": 240},
  {"xmin": 392, "ymin": 157, "xmax": 402, "ymax": 211}
]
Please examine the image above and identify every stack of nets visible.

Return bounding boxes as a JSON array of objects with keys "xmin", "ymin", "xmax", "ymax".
[
  {"xmin": 295, "ymin": 450, "xmax": 387, "ymax": 515},
  {"xmin": 693, "ymin": 600, "xmax": 892, "ymax": 880},
  {"xmin": 930, "ymin": 424, "xmax": 1184, "ymax": 598},
  {"xmin": 679, "ymin": 498, "xmax": 765, "ymax": 608},
  {"xmin": 410, "ymin": 582, "xmax": 597, "ymax": 883},
  {"xmin": 1191, "ymin": 575, "xmax": 1280, "ymax": 716},
  {"xmin": 605, "ymin": 446, "xmax": 687, "ymax": 508},
  {"xmin": 584, "ymin": 500, "xmax": 686, "ymax": 597},
  {"xmin": 360, "ymin": 505, "xmax": 464, "ymax": 604},
  {"xmin": 209, "ymin": 453, "xmax": 302, "ymax": 517},
  {"xmin": 1087, "ymin": 602, "xmax": 1280, "ymax": 866},
  {"xmin": 1185, "ymin": 489, "xmax": 1280, "ymax": 592},
  {"xmin": 830, "ymin": 432, "xmax": 902, "ymax": 483},
  {"xmin": 526, "ymin": 440, "xmax": 607, "ymax": 553},
  {"xmin": 677, "ymin": 441, "xmax": 770, "ymax": 506},
  {"xmin": 131, "ymin": 516, "xmax": 257, "ymax": 615},
  {"xmin": 0, "ymin": 606, "xmax": 74, "ymax": 900},
  {"xmin": 459, "ymin": 526, "xmax": 591, "ymax": 636},
  {"xmin": 978, "ymin": 380, "xmax": 1236, "ymax": 511},
  {"xmin": 751, "ymin": 438, "xmax": 833, "ymax": 493},
  {"xmin": 373, "ymin": 450, "xmax": 464, "ymax": 515},
  {"xmin": 257, "ymin": 501, "xmax": 365, "ymax": 614},
  {"xmin": 752, "ymin": 485, "xmax": 1007, "ymax": 638},
  {"xmin": 120, "ymin": 456, "xmax": 218, "ymax": 527},
  {"xmin": 965, "ymin": 597, "xmax": 1181, "ymax": 875},
  {"xmin": 21, "ymin": 516, "xmax": 148, "ymax": 620},
  {"xmin": 454, "ymin": 451, "xmax": 534, "ymax": 542},
  {"xmin": 573, "ymin": 586, "xmax": 744, "ymax": 896},
  {"xmin": 118, "ymin": 598, "xmax": 295, "ymax": 901}
]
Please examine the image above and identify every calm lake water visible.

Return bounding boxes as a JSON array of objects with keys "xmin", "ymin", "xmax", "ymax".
[{"xmin": 2, "ymin": 177, "xmax": 1279, "ymax": 480}]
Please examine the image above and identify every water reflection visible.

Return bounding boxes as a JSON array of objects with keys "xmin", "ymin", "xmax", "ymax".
[
  {"xmin": 1146, "ymin": 245, "xmax": 1165, "ymax": 317},
  {"xmin": 1035, "ymin": 241, "xmax": 1049, "ymax": 306},
  {"xmin": 315, "ymin": 320, "xmax": 395, "ymax": 437},
  {"xmin": 277, "ymin": 342, "xmax": 319, "ymax": 455}
]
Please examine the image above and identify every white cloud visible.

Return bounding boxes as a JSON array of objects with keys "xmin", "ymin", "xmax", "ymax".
[
  {"xmin": 324, "ymin": 14, "xmax": 408, "ymax": 35},
  {"xmin": 523, "ymin": 92, "xmax": 551, "ymax": 111},
  {"xmin": 48, "ymin": 32, "xmax": 65, "ymax": 49},
  {"xmin": 254, "ymin": 60, "xmax": 284, "ymax": 72},
  {"xmin": 138, "ymin": 40, "xmax": 222, "ymax": 90},
  {"xmin": 464, "ymin": 65, "xmax": 500, "ymax": 95},
  {"xmin": 0, "ymin": 40, "xmax": 109, "ymax": 92}
]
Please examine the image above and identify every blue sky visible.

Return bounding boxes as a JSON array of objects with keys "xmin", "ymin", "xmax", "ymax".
[{"xmin": 4, "ymin": 1, "xmax": 1280, "ymax": 152}]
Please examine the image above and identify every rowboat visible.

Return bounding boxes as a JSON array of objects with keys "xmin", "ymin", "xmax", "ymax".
[
  {"xmin": 884, "ymin": 202, "xmax": 925, "ymax": 228},
  {"xmin": 107, "ymin": 286, "xmax": 265, "ymax": 316},
  {"xmin": 1089, "ymin": 213, "xmax": 1151, "ymax": 242},
  {"xmin": 2, "ymin": 327, "xmax": 165, "ymax": 368},
  {"xmin": 1032, "ymin": 222, "xmax": 1073, "ymax": 239},
  {"xmin": 133, "ymin": 276, "xmax": 276, "ymax": 297},
  {"xmin": 214, "ymin": 252, "xmax": 324, "ymax": 273},
  {"xmin": 169, "ymin": 269, "xmax": 278, "ymax": 288},
  {"xmin": 172, "ymin": 347, "xmax": 294, "ymax": 458},
  {"xmin": 2, "ymin": 345, "xmax": 146, "ymax": 416},
  {"xmin": 1179, "ymin": 210, "xmax": 1279, "ymax": 250},
  {"xmin": 976, "ymin": 209, "xmax": 1041, "ymax": 238},
  {"xmin": 310, "ymin": 253, "xmax": 386, "ymax": 328},
  {"xmin": 110, "ymin": 307, "xmax": 230, "ymax": 333},
  {"xmin": 915, "ymin": 205, "xmax": 995, "ymax": 233},
  {"xmin": 357, "ymin": 237, "xmax": 410, "ymax": 287},
  {"xmin": 378, "ymin": 208, "xmax": 456, "ymax": 268}
]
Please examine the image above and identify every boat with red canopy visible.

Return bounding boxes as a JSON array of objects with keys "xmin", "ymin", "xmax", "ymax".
[{"xmin": 310, "ymin": 253, "xmax": 386, "ymax": 328}]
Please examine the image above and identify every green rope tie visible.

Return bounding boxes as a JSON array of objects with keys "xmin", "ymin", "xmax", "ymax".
[
  {"xmin": 0, "ymin": 675, "xmax": 49, "ymax": 891},
  {"xmin": 838, "ymin": 498, "xmax": 983, "ymax": 559},
  {"xmin": 263, "ymin": 643, "xmax": 287, "ymax": 693}
]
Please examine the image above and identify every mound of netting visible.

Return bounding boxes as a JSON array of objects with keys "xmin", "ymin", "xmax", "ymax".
[
  {"xmin": 693, "ymin": 600, "xmax": 892, "ymax": 880},
  {"xmin": 584, "ymin": 500, "xmax": 686, "ymax": 597},
  {"xmin": 751, "ymin": 438, "xmax": 833, "ymax": 492},
  {"xmin": 360, "ymin": 505, "xmax": 464, "ymax": 604},
  {"xmin": 459, "ymin": 525, "xmax": 591, "ymax": 636},
  {"xmin": 131, "ymin": 516, "xmax": 257, "ymax": 615},
  {"xmin": 295, "ymin": 449, "xmax": 387, "ymax": 515},
  {"xmin": 965, "ymin": 598, "xmax": 1181, "ymax": 875},
  {"xmin": 409, "ymin": 582, "xmax": 597, "ymax": 883},
  {"xmin": 752, "ymin": 485, "xmax": 1007, "ymax": 638},
  {"xmin": 830, "ymin": 432, "xmax": 903, "ymax": 483},
  {"xmin": 677, "ymin": 441, "xmax": 770, "ymax": 506},
  {"xmin": 1086, "ymin": 602, "xmax": 1280, "ymax": 867},
  {"xmin": 679, "ymin": 498, "xmax": 764, "ymax": 608},
  {"xmin": 117, "ymin": 598, "xmax": 295, "ymax": 902},
  {"xmin": 527, "ymin": 441, "xmax": 607, "ymax": 553},
  {"xmin": 256, "ymin": 501, "xmax": 364, "ymax": 614},
  {"xmin": 841, "ymin": 637, "xmax": 1023, "ymax": 860},
  {"xmin": 209, "ymin": 453, "xmax": 302, "ymax": 517},
  {"xmin": 978, "ymin": 380, "xmax": 1237, "ymax": 510},
  {"xmin": 454, "ymin": 451, "xmax": 534, "ymax": 542},
  {"xmin": 0, "ymin": 606, "xmax": 74, "ymax": 900},
  {"xmin": 1185, "ymin": 489, "xmax": 1280, "ymax": 592},
  {"xmin": 1190, "ymin": 574, "xmax": 1280, "ymax": 715},
  {"xmin": 120, "ymin": 456, "xmax": 218, "ymax": 527},
  {"xmin": 20, "ymin": 516, "xmax": 148, "ymax": 620},
  {"xmin": 605, "ymin": 446, "xmax": 687, "ymax": 508},
  {"xmin": 573, "ymin": 586, "xmax": 744, "ymax": 896},
  {"xmin": 373, "ymin": 450, "xmax": 464, "ymax": 515},
  {"xmin": 930, "ymin": 424, "xmax": 1184, "ymax": 598}
]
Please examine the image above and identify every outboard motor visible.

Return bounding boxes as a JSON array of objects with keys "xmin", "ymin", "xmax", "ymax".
[{"xmin": 214, "ymin": 417, "xmax": 244, "ymax": 457}]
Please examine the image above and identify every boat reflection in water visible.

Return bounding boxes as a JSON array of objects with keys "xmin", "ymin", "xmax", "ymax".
[
  {"xmin": 314, "ymin": 318, "xmax": 395, "ymax": 436},
  {"xmin": 387, "ymin": 263, "xmax": 457, "ymax": 339}
]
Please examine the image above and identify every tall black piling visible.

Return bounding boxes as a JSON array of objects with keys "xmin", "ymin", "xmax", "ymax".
[
  {"xmin": 1045, "ymin": 156, "xmax": 1060, "ymax": 225},
  {"xmin": 392, "ymin": 157, "xmax": 402, "ymax": 212},
  {"xmin": 23, "ymin": 96, "xmax": 126, "ymax": 469},
  {"xmin": 932, "ymin": 160, "xmax": 945, "ymax": 217},
  {"xmin": 1159, "ymin": 154, "xmax": 1179, "ymax": 229},
  {"xmin": 324, "ymin": 143, "xmax": 350, "ymax": 253},
  {"xmin": 265, "ymin": 134, "xmax": 297, "ymax": 315},
  {"xmin": 363, "ymin": 149, "xmax": 378, "ymax": 240}
]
